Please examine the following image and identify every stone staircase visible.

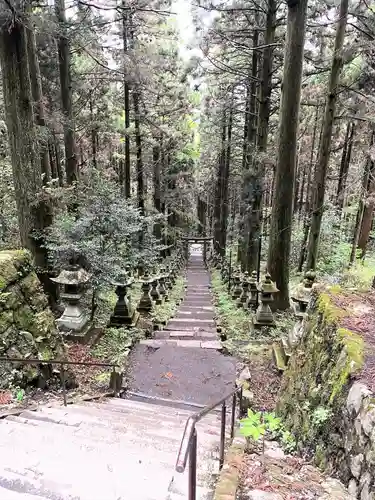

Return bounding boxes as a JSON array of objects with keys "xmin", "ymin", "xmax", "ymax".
[
  {"xmin": 0, "ymin": 250, "xmax": 235, "ymax": 500},
  {"xmin": 0, "ymin": 397, "xmax": 224, "ymax": 500},
  {"xmin": 141, "ymin": 254, "xmax": 221, "ymax": 349}
]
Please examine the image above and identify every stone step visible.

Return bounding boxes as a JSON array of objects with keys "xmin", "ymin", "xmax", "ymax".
[
  {"xmin": 0, "ymin": 396, "xmax": 223, "ymax": 500},
  {"xmin": 167, "ymin": 323, "xmax": 216, "ymax": 332},
  {"xmin": 167, "ymin": 318, "xmax": 215, "ymax": 325},
  {"xmin": 179, "ymin": 306, "xmax": 214, "ymax": 311},
  {"xmin": 140, "ymin": 339, "xmax": 222, "ymax": 350},
  {"xmin": 175, "ymin": 311, "xmax": 214, "ymax": 320},
  {"xmin": 154, "ymin": 330, "xmax": 218, "ymax": 340}
]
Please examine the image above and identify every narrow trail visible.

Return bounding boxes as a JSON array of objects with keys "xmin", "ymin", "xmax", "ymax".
[{"xmin": 127, "ymin": 250, "xmax": 237, "ymax": 406}]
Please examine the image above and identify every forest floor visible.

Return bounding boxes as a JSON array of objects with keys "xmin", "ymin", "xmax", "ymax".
[
  {"xmin": 0, "ymin": 343, "xmax": 113, "ymax": 416},
  {"xmin": 330, "ymin": 289, "xmax": 375, "ymax": 392},
  {"xmin": 237, "ymin": 441, "xmax": 352, "ymax": 499}
]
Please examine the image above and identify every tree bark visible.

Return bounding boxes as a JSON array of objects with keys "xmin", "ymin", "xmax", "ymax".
[
  {"xmin": 238, "ymin": 22, "xmax": 259, "ymax": 267},
  {"xmin": 336, "ymin": 122, "xmax": 355, "ymax": 211},
  {"xmin": 27, "ymin": 27, "xmax": 51, "ymax": 184},
  {"xmin": 122, "ymin": 6, "xmax": 131, "ymax": 199},
  {"xmin": 267, "ymin": 0, "xmax": 308, "ymax": 310},
  {"xmin": 219, "ymin": 100, "xmax": 233, "ymax": 253},
  {"xmin": 153, "ymin": 140, "xmax": 162, "ymax": 239},
  {"xmin": 245, "ymin": 0, "xmax": 276, "ymax": 272},
  {"xmin": 133, "ymin": 88, "xmax": 144, "ymax": 214},
  {"xmin": 358, "ymin": 131, "xmax": 375, "ymax": 258},
  {"xmin": 0, "ymin": 9, "xmax": 57, "ymax": 304},
  {"xmin": 55, "ymin": 0, "xmax": 78, "ymax": 185},
  {"xmin": 213, "ymin": 109, "xmax": 227, "ymax": 255},
  {"xmin": 306, "ymin": 0, "xmax": 349, "ymax": 270}
]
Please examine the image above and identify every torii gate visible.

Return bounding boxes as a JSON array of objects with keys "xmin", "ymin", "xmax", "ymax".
[{"xmin": 181, "ymin": 236, "xmax": 213, "ymax": 263}]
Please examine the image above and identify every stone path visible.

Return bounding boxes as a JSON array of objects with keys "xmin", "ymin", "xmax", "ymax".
[{"xmin": 127, "ymin": 252, "xmax": 236, "ymax": 405}]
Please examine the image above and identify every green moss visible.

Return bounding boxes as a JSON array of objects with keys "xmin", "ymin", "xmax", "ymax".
[
  {"xmin": 13, "ymin": 305, "xmax": 34, "ymax": 332},
  {"xmin": 315, "ymin": 444, "xmax": 327, "ymax": 469},
  {"xmin": 317, "ymin": 293, "xmax": 345, "ymax": 324},
  {"xmin": 328, "ymin": 328, "xmax": 364, "ymax": 404},
  {"xmin": 0, "ymin": 250, "xmax": 32, "ymax": 291},
  {"xmin": 337, "ymin": 328, "xmax": 364, "ymax": 371},
  {"xmin": 0, "ymin": 311, "xmax": 13, "ymax": 334}
]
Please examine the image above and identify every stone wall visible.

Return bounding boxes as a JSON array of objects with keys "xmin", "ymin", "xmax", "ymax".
[
  {"xmin": 278, "ymin": 287, "xmax": 374, "ymax": 499},
  {"xmin": 0, "ymin": 249, "xmax": 65, "ymax": 389}
]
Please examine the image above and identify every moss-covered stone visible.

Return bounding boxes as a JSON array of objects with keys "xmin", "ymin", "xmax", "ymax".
[
  {"xmin": 0, "ymin": 310, "xmax": 13, "ymax": 334},
  {"xmin": 278, "ymin": 288, "xmax": 366, "ymax": 477},
  {"xmin": 18, "ymin": 273, "xmax": 48, "ymax": 310},
  {"xmin": 0, "ymin": 248, "xmax": 65, "ymax": 390}
]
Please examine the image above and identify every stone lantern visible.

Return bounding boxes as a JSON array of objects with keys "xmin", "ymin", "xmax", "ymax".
[
  {"xmin": 246, "ymin": 271, "xmax": 258, "ymax": 311},
  {"xmin": 169, "ymin": 261, "xmax": 177, "ymax": 285},
  {"xmin": 137, "ymin": 270, "xmax": 154, "ymax": 313},
  {"xmin": 253, "ymin": 273, "xmax": 279, "ymax": 328},
  {"xmin": 238, "ymin": 271, "xmax": 250, "ymax": 308},
  {"xmin": 164, "ymin": 266, "xmax": 173, "ymax": 290},
  {"xmin": 109, "ymin": 272, "xmax": 138, "ymax": 327},
  {"xmin": 51, "ymin": 265, "xmax": 91, "ymax": 332},
  {"xmin": 231, "ymin": 268, "xmax": 243, "ymax": 301},
  {"xmin": 291, "ymin": 270, "xmax": 316, "ymax": 318},
  {"xmin": 150, "ymin": 271, "xmax": 162, "ymax": 305},
  {"xmin": 158, "ymin": 267, "xmax": 169, "ymax": 301}
]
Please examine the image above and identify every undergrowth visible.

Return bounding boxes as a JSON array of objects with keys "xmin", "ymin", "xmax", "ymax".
[
  {"xmin": 210, "ymin": 269, "xmax": 252, "ymax": 340},
  {"xmin": 150, "ymin": 276, "xmax": 185, "ymax": 324},
  {"xmin": 91, "ymin": 326, "xmax": 144, "ymax": 366}
]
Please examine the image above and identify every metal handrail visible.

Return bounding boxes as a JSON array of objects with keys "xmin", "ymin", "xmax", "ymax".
[
  {"xmin": 175, "ymin": 384, "xmax": 243, "ymax": 500},
  {"xmin": 0, "ymin": 357, "xmax": 120, "ymax": 407}
]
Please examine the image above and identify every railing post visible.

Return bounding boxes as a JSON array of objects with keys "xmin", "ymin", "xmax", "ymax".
[
  {"xmin": 230, "ymin": 393, "xmax": 236, "ymax": 439},
  {"xmin": 219, "ymin": 401, "xmax": 226, "ymax": 469},
  {"xmin": 188, "ymin": 429, "xmax": 197, "ymax": 500},
  {"xmin": 61, "ymin": 363, "xmax": 67, "ymax": 407}
]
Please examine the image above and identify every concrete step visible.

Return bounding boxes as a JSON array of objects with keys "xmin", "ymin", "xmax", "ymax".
[
  {"xmin": 0, "ymin": 397, "xmax": 223, "ymax": 499},
  {"xmin": 154, "ymin": 331, "xmax": 217, "ymax": 340},
  {"xmin": 167, "ymin": 319, "xmax": 216, "ymax": 328},
  {"xmin": 176, "ymin": 312, "xmax": 214, "ymax": 320},
  {"xmin": 179, "ymin": 306, "xmax": 214, "ymax": 312},
  {"xmin": 181, "ymin": 300, "xmax": 213, "ymax": 306},
  {"xmin": 140, "ymin": 339, "xmax": 222, "ymax": 350}
]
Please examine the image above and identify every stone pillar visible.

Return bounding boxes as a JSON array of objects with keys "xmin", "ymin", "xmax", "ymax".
[
  {"xmin": 109, "ymin": 276, "xmax": 139, "ymax": 327},
  {"xmin": 231, "ymin": 268, "xmax": 243, "ymax": 301},
  {"xmin": 253, "ymin": 273, "xmax": 279, "ymax": 328},
  {"xmin": 238, "ymin": 271, "xmax": 250, "ymax": 308},
  {"xmin": 150, "ymin": 275, "xmax": 162, "ymax": 305},
  {"xmin": 246, "ymin": 271, "xmax": 258, "ymax": 311},
  {"xmin": 137, "ymin": 271, "xmax": 154, "ymax": 313},
  {"xmin": 51, "ymin": 266, "xmax": 91, "ymax": 333}
]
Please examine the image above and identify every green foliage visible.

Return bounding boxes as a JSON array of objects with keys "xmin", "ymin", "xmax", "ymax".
[
  {"xmin": 240, "ymin": 409, "xmax": 297, "ymax": 452},
  {"xmin": 211, "ymin": 270, "xmax": 252, "ymax": 340},
  {"xmin": 45, "ymin": 172, "xmax": 163, "ymax": 291},
  {"xmin": 91, "ymin": 327, "xmax": 144, "ymax": 365},
  {"xmin": 311, "ymin": 406, "xmax": 332, "ymax": 427},
  {"xmin": 150, "ymin": 276, "xmax": 185, "ymax": 324}
]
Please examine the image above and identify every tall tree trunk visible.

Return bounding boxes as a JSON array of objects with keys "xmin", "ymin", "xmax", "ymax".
[
  {"xmin": 0, "ymin": 11, "xmax": 57, "ymax": 305},
  {"xmin": 349, "ymin": 145, "xmax": 374, "ymax": 265},
  {"xmin": 267, "ymin": 0, "xmax": 308, "ymax": 310},
  {"xmin": 219, "ymin": 100, "xmax": 233, "ymax": 253},
  {"xmin": 89, "ymin": 95, "xmax": 97, "ymax": 168},
  {"xmin": 306, "ymin": 0, "xmax": 349, "ymax": 270},
  {"xmin": 122, "ymin": 5, "xmax": 131, "ymax": 199},
  {"xmin": 245, "ymin": 0, "xmax": 276, "ymax": 272},
  {"xmin": 153, "ymin": 140, "xmax": 161, "ymax": 239},
  {"xmin": 213, "ymin": 110, "xmax": 227, "ymax": 256},
  {"xmin": 55, "ymin": 0, "xmax": 78, "ymax": 185},
  {"xmin": 358, "ymin": 131, "xmax": 375, "ymax": 259},
  {"xmin": 238, "ymin": 22, "xmax": 259, "ymax": 267},
  {"xmin": 337, "ymin": 121, "xmax": 355, "ymax": 211},
  {"xmin": 27, "ymin": 27, "xmax": 51, "ymax": 184},
  {"xmin": 133, "ymin": 88, "xmax": 144, "ymax": 214}
]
